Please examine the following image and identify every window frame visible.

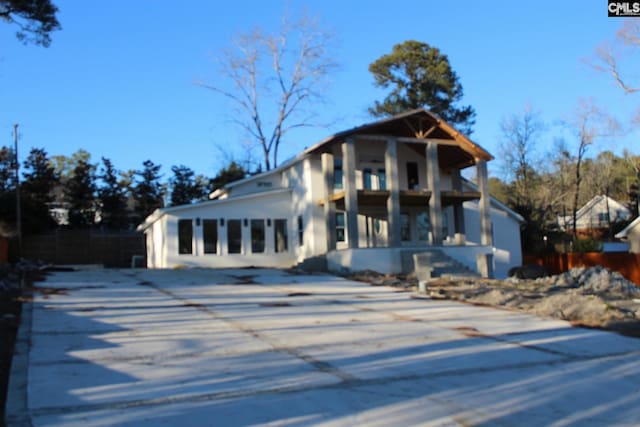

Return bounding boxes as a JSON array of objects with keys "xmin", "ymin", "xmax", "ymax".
[
  {"xmin": 227, "ymin": 219, "xmax": 242, "ymax": 254},
  {"xmin": 274, "ymin": 219, "xmax": 289, "ymax": 253},
  {"xmin": 202, "ymin": 219, "xmax": 218, "ymax": 254},
  {"xmin": 251, "ymin": 219, "xmax": 266, "ymax": 253},
  {"xmin": 178, "ymin": 219, "xmax": 193, "ymax": 255},
  {"xmin": 336, "ymin": 212, "xmax": 346, "ymax": 242}
]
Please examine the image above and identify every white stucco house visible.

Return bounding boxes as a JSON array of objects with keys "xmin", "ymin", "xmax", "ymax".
[
  {"xmin": 616, "ymin": 216, "xmax": 640, "ymax": 253},
  {"xmin": 557, "ymin": 195, "xmax": 632, "ymax": 237},
  {"xmin": 137, "ymin": 110, "xmax": 524, "ymax": 278}
]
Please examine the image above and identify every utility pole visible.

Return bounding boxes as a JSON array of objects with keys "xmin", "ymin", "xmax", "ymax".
[{"xmin": 14, "ymin": 123, "xmax": 22, "ymax": 260}]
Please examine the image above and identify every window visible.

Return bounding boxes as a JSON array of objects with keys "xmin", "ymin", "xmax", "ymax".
[
  {"xmin": 363, "ymin": 168, "xmax": 373, "ymax": 189},
  {"xmin": 178, "ymin": 219, "xmax": 193, "ymax": 254},
  {"xmin": 336, "ymin": 212, "xmax": 345, "ymax": 242},
  {"xmin": 251, "ymin": 219, "xmax": 265, "ymax": 253},
  {"xmin": 378, "ymin": 169, "xmax": 387, "ymax": 190},
  {"xmin": 598, "ymin": 212, "xmax": 610, "ymax": 223},
  {"xmin": 227, "ymin": 219, "xmax": 242, "ymax": 254},
  {"xmin": 374, "ymin": 218, "xmax": 382, "ymax": 235},
  {"xmin": 407, "ymin": 162, "xmax": 419, "ymax": 190},
  {"xmin": 442, "ymin": 213, "xmax": 449, "ymax": 238},
  {"xmin": 417, "ymin": 212, "xmax": 430, "ymax": 241},
  {"xmin": 333, "ymin": 158, "xmax": 343, "ymax": 190},
  {"xmin": 274, "ymin": 219, "xmax": 288, "ymax": 252},
  {"xmin": 400, "ymin": 213, "xmax": 411, "ymax": 241},
  {"xmin": 203, "ymin": 219, "xmax": 218, "ymax": 254},
  {"xmin": 297, "ymin": 215, "xmax": 304, "ymax": 246}
]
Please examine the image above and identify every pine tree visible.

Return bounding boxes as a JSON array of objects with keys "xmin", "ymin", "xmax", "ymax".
[
  {"xmin": 209, "ymin": 161, "xmax": 247, "ymax": 192},
  {"xmin": 168, "ymin": 165, "xmax": 206, "ymax": 206},
  {"xmin": 98, "ymin": 157, "xmax": 129, "ymax": 230},
  {"xmin": 22, "ymin": 148, "xmax": 57, "ymax": 233},
  {"xmin": 133, "ymin": 160, "xmax": 164, "ymax": 223},
  {"xmin": 64, "ymin": 158, "xmax": 97, "ymax": 228},
  {"xmin": 369, "ymin": 40, "xmax": 475, "ymax": 134},
  {"xmin": 0, "ymin": 146, "xmax": 17, "ymax": 233}
]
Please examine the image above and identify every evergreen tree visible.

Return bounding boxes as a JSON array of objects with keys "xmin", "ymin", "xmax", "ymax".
[
  {"xmin": 98, "ymin": 157, "xmax": 129, "ymax": 230},
  {"xmin": 0, "ymin": 146, "xmax": 17, "ymax": 234},
  {"xmin": 209, "ymin": 161, "xmax": 247, "ymax": 192},
  {"xmin": 21, "ymin": 147, "xmax": 57, "ymax": 233},
  {"xmin": 168, "ymin": 165, "xmax": 206, "ymax": 206},
  {"xmin": 64, "ymin": 158, "xmax": 97, "ymax": 228},
  {"xmin": 133, "ymin": 160, "xmax": 164, "ymax": 223},
  {"xmin": 0, "ymin": 0, "xmax": 61, "ymax": 46},
  {"xmin": 368, "ymin": 40, "xmax": 475, "ymax": 134}
]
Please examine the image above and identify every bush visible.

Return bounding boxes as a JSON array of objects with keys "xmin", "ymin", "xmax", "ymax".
[{"xmin": 572, "ymin": 238, "xmax": 602, "ymax": 253}]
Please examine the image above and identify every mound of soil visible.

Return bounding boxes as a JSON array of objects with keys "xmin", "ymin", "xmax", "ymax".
[{"xmin": 351, "ymin": 266, "xmax": 640, "ymax": 337}]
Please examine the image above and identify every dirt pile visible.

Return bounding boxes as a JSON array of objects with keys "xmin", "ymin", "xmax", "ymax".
[
  {"xmin": 350, "ymin": 267, "xmax": 640, "ymax": 337},
  {"xmin": 534, "ymin": 266, "xmax": 640, "ymax": 297}
]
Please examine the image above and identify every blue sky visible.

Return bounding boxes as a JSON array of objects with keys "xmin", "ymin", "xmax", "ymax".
[{"xmin": 0, "ymin": 1, "xmax": 638, "ymax": 179}]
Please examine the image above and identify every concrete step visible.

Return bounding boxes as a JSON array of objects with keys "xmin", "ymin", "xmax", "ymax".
[{"xmin": 413, "ymin": 249, "xmax": 479, "ymax": 282}]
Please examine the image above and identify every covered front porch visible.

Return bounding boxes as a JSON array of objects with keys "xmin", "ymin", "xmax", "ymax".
[{"xmin": 307, "ymin": 109, "xmax": 497, "ymax": 277}]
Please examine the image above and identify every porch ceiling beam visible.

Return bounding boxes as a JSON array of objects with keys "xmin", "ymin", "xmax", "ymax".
[
  {"xmin": 319, "ymin": 189, "xmax": 473, "ymax": 207},
  {"xmin": 351, "ymin": 134, "xmax": 460, "ymax": 147},
  {"xmin": 441, "ymin": 190, "xmax": 481, "ymax": 200},
  {"xmin": 317, "ymin": 190, "xmax": 346, "ymax": 206}
]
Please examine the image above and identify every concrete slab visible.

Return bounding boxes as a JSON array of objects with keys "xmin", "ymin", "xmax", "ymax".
[{"xmin": 6, "ymin": 268, "xmax": 640, "ymax": 426}]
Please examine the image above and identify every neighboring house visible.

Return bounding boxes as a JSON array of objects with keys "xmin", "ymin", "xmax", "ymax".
[
  {"xmin": 48, "ymin": 202, "xmax": 69, "ymax": 226},
  {"xmin": 615, "ymin": 216, "xmax": 640, "ymax": 253},
  {"xmin": 138, "ymin": 109, "xmax": 524, "ymax": 278},
  {"xmin": 558, "ymin": 195, "xmax": 632, "ymax": 239}
]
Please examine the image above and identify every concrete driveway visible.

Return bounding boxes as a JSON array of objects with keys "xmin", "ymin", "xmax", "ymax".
[{"xmin": 6, "ymin": 268, "xmax": 640, "ymax": 426}]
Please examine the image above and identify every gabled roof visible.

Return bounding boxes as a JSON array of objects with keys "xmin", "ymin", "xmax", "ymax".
[
  {"xmin": 561, "ymin": 195, "xmax": 632, "ymax": 228},
  {"xmin": 615, "ymin": 216, "xmax": 640, "ymax": 239},
  {"xmin": 208, "ymin": 109, "xmax": 492, "ymax": 200},
  {"xmin": 303, "ymin": 109, "xmax": 493, "ymax": 164},
  {"xmin": 209, "ymin": 155, "xmax": 305, "ymax": 200},
  {"xmin": 576, "ymin": 195, "xmax": 629, "ymax": 219},
  {"xmin": 137, "ymin": 188, "xmax": 293, "ymax": 232}
]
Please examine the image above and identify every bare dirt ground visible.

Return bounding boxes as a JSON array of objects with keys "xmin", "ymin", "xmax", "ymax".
[
  {"xmin": 0, "ymin": 268, "xmax": 23, "ymax": 427},
  {"xmin": 350, "ymin": 266, "xmax": 640, "ymax": 338}
]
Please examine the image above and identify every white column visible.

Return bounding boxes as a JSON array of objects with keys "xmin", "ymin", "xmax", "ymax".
[
  {"xmin": 477, "ymin": 159, "xmax": 493, "ymax": 246},
  {"xmin": 451, "ymin": 169, "xmax": 466, "ymax": 245},
  {"xmin": 219, "ymin": 219, "xmax": 227, "ymax": 255},
  {"xmin": 342, "ymin": 138, "xmax": 359, "ymax": 249},
  {"xmin": 476, "ymin": 159, "xmax": 494, "ymax": 278},
  {"xmin": 426, "ymin": 141, "xmax": 443, "ymax": 245},
  {"xmin": 242, "ymin": 219, "xmax": 252, "ymax": 254},
  {"xmin": 321, "ymin": 153, "xmax": 336, "ymax": 252},
  {"xmin": 385, "ymin": 138, "xmax": 401, "ymax": 247}
]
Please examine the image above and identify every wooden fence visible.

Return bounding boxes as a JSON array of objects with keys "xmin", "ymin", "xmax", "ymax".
[
  {"xmin": 13, "ymin": 230, "xmax": 145, "ymax": 268},
  {"xmin": 523, "ymin": 252, "xmax": 640, "ymax": 286},
  {"xmin": 0, "ymin": 237, "xmax": 8, "ymax": 264}
]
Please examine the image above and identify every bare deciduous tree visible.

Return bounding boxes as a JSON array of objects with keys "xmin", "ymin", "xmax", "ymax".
[
  {"xmin": 499, "ymin": 105, "xmax": 543, "ymax": 208},
  {"xmin": 593, "ymin": 19, "xmax": 640, "ymax": 95},
  {"xmin": 549, "ymin": 138, "xmax": 574, "ymax": 232},
  {"xmin": 198, "ymin": 12, "xmax": 336, "ymax": 171},
  {"xmin": 564, "ymin": 100, "xmax": 619, "ymax": 238}
]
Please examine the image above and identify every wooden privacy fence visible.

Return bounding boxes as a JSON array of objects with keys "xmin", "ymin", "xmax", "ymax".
[
  {"xmin": 18, "ymin": 230, "xmax": 145, "ymax": 268},
  {"xmin": 523, "ymin": 253, "xmax": 640, "ymax": 286},
  {"xmin": 0, "ymin": 237, "xmax": 8, "ymax": 264}
]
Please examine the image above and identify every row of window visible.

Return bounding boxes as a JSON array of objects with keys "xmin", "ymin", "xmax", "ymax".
[
  {"xmin": 333, "ymin": 159, "xmax": 421, "ymax": 191},
  {"xmin": 334, "ymin": 211, "xmax": 438, "ymax": 243},
  {"xmin": 178, "ymin": 218, "xmax": 302, "ymax": 255}
]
